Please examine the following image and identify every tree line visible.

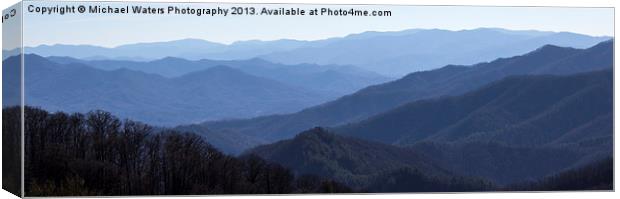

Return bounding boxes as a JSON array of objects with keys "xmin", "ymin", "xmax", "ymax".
[
  {"xmin": 505, "ymin": 157, "xmax": 613, "ymax": 191},
  {"xmin": 3, "ymin": 106, "xmax": 352, "ymax": 196},
  {"xmin": 2, "ymin": 106, "xmax": 22, "ymax": 196}
]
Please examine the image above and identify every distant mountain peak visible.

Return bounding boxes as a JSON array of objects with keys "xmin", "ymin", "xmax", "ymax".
[
  {"xmin": 22, "ymin": 53, "xmax": 52, "ymax": 63},
  {"xmin": 539, "ymin": 44, "xmax": 572, "ymax": 50},
  {"xmin": 156, "ymin": 56, "xmax": 189, "ymax": 62},
  {"xmin": 525, "ymin": 44, "xmax": 577, "ymax": 56}
]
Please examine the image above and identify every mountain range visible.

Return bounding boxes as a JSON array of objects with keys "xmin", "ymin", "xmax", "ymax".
[
  {"xmin": 247, "ymin": 69, "xmax": 612, "ymax": 187},
  {"xmin": 9, "ymin": 54, "xmax": 333, "ymax": 126},
  {"xmin": 191, "ymin": 40, "xmax": 613, "ymax": 154},
  {"xmin": 18, "ymin": 38, "xmax": 329, "ymax": 62},
  {"xmin": 261, "ymin": 28, "xmax": 611, "ymax": 76},
  {"xmin": 15, "ymin": 28, "xmax": 611, "ymax": 76},
  {"xmin": 45, "ymin": 56, "xmax": 390, "ymax": 96},
  {"xmin": 338, "ymin": 70, "xmax": 613, "ymax": 146}
]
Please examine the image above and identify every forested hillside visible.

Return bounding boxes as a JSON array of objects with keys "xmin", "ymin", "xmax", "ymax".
[
  {"xmin": 249, "ymin": 127, "xmax": 495, "ymax": 191},
  {"xmin": 4, "ymin": 107, "xmax": 352, "ymax": 196}
]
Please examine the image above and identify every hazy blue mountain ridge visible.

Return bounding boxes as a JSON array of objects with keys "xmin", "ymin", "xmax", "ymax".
[
  {"xmin": 194, "ymin": 40, "xmax": 613, "ymax": 154},
  {"xmin": 261, "ymin": 28, "xmax": 610, "ymax": 76},
  {"xmin": 18, "ymin": 28, "xmax": 610, "ymax": 76},
  {"xmin": 45, "ymin": 56, "xmax": 391, "ymax": 97},
  {"xmin": 11, "ymin": 54, "xmax": 331, "ymax": 127}
]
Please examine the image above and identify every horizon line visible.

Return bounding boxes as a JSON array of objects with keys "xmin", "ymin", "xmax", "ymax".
[{"xmin": 18, "ymin": 27, "xmax": 614, "ymax": 49}]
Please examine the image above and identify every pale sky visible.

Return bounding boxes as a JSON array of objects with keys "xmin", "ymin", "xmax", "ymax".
[{"xmin": 19, "ymin": 1, "xmax": 614, "ymax": 48}]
